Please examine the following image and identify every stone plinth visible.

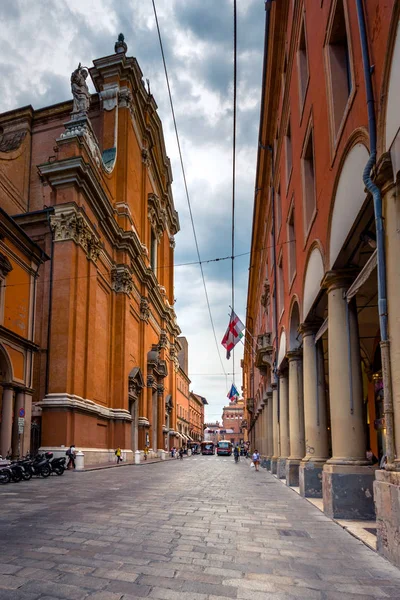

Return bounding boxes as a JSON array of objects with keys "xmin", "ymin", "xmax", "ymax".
[
  {"xmin": 323, "ymin": 464, "xmax": 376, "ymax": 519},
  {"xmin": 286, "ymin": 458, "xmax": 301, "ymax": 487},
  {"xmin": 374, "ymin": 470, "xmax": 400, "ymax": 568},
  {"xmin": 299, "ymin": 460, "xmax": 324, "ymax": 498},
  {"xmin": 277, "ymin": 457, "xmax": 286, "ymax": 479},
  {"xmin": 271, "ymin": 457, "xmax": 278, "ymax": 474}
]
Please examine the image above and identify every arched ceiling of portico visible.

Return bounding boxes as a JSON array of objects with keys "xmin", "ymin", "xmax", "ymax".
[
  {"xmin": 0, "ymin": 343, "xmax": 13, "ymax": 383},
  {"xmin": 302, "ymin": 245, "xmax": 324, "ymax": 321},
  {"xmin": 385, "ymin": 18, "xmax": 400, "ymax": 152},
  {"xmin": 288, "ymin": 300, "xmax": 301, "ymax": 350},
  {"xmin": 328, "ymin": 143, "xmax": 370, "ymax": 269},
  {"xmin": 277, "ymin": 329, "xmax": 286, "ymax": 368}
]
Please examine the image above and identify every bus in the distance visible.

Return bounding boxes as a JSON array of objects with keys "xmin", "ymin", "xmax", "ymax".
[
  {"xmin": 216, "ymin": 440, "xmax": 233, "ymax": 456},
  {"xmin": 200, "ymin": 441, "xmax": 215, "ymax": 455}
]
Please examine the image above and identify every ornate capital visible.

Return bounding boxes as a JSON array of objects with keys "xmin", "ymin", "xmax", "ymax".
[
  {"xmin": 159, "ymin": 330, "xmax": 168, "ymax": 350},
  {"xmin": 0, "ymin": 253, "xmax": 13, "ymax": 278},
  {"xmin": 50, "ymin": 206, "xmax": 102, "ymax": 264},
  {"xmin": 100, "ymin": 85, "xmax": 119, "ymax": 111},
  {"xmin": 169, "ymin": 235, "xmax": 176, "ymax": 249},
  {"xmin": 59, "ymin": 116, "xmax": 102, "ymax": 169},
  {"xmin": 111, "ymin": 264, "xmax": 133, "ymax": 295},
  {"xmin": 118, "ymin": 87, "xmax": 133, "ymax": 109},
  {"xmin": 286, "ymin": 349, "xmax": 303, "ymax": 362},
  {"xmin": 140, "ymin": 296, "xmax": 150, "ymax": 322},
  {"xmin": 321, "ymin": 269, "xmax": 359, "ymax": 292},
  {"xmin": 147, "ymin": 374, "xmax": 155, "ymax": 388},
  {"xmin": 148, "ymin": 193, "xmax": 166, "ymax": 241}
]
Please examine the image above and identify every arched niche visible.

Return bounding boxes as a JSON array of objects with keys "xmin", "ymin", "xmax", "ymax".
[
  {"xmin": 289, "ymin": 302, "xmax": 301, "ymax": 350},
  {"xmin": 386, "ymin": 19, "xmax": 400, "ymax": 151},
  {"xmin": 329, "ymin": 143, "xmax": 369, "ymax": 269},
  {"xmin": 277, "ymin": 330, "xmax": 286, "ymax": 368},
  {"xmin": 303, "ymin": 246, "xmax": 324, "ymax": 321},
  {"xmin": 0, "ymin": 343, "xmax": 13, "ymax": 383}
]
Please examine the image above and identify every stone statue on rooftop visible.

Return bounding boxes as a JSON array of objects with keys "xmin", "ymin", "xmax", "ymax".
[
  {"xmin": 115, "ymin": 33, "xmax": 128, "ymax": 54},
  {"xmin": 70, "ymin": 63, "xmax": 90, "ymax": 119}
]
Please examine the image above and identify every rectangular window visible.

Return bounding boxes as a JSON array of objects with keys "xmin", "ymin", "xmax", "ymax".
[
  {"xmin": 302, "ymin": 125, "xmax": 316, "ymax": 236},
  {"xmin": 326, "ymin": 0, "xmax": 353, "ymax": 139},
  {"xmin": 287, "ymin": 202, "xmax": 296, "ymax": 284},
  {"xmin": 297, "ymin": 17, "xmax": 309, "ymax": 111},
  {"xmin": 150, "ymin": 229, "xmax": 157, "ymax": 273},
  {"xmin": 285, "ymin": 118, "xmax": 293, "ymax": 188}
]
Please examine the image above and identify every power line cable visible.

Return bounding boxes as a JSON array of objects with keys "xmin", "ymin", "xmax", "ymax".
[
  {"xmin": 152, "ymin": 0, "xmax": 227, "ymax": 379},
  {"xmin": 231, "ymin": 0, "xmax": 237, "ymax": 386}
]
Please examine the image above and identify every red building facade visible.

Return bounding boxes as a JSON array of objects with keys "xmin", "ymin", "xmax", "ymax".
[{"xmin": 243, "ymin": 1, "xmax": 400, "ymax": 566}]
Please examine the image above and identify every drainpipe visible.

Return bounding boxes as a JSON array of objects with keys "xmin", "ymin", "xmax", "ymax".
[{"xmin": 356, "ymin": 0, "xmax": 396, "ymax": 467}]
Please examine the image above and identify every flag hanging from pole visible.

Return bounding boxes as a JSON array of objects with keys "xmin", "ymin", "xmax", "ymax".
[
  {"xmin": 227, "ymin": 383, "xmax": 239, "ymax": 401},
  {"xmin": 221, "ymin": 310, "xmax": 245, "ymax": 359}
]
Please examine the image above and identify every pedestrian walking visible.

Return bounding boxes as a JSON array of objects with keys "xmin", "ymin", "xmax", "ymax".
[
  {"xmin": 143, "ymin": 445, "xmax": 149, "ymax": 461},
  {"xmin": 179, "ymin": 447, "xmax": 184, "ymax": 460},
  {"xmin": 115, "ymin": 447, "xmax": 122, "ymax": 464},
  {"xmin": 66, "ymin": 444, "xmax": 76, "ymax": 470},
  {"xmin": 252, "ymin": 449, "xmax": 260, "ymax": 472}
]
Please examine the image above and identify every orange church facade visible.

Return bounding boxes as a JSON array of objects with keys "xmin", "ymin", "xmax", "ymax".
[{"xmin": 0, "ymin": 36, "xmax": 182, "ymax": 464}]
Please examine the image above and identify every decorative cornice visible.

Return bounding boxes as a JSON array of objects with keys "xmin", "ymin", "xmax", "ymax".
[
  {"xmin": 158, "ymin": 330, "xmax": 168, "ymax": 350},
  {"xmin": 49, "ymin": 204, "xmax": 102, "ymax": 263},
  {"xmin": 37, "ymin": 393, "xmax": 131, "ymax": 421},
  {"xmin": 111, "ymin": 264, "xmax": 133, "ymax": 295}
]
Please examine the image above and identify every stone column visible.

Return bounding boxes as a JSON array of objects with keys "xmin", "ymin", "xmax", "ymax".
[
  {"xmin": 1, "ymin": 387, "xmax": 13, "ymax": 459},
  {"xmin": 299, "ymin": 322, "xmax": 329, "ymax": 497},
  {"xmin": 271, "ymin": 383, "xmax": 280, "ymax": 474},
  {"xmin": 146, "ymin": 382, "xmax": 154, "ymax": 449},
  {"xmin": 322, "ymin": 271, "xmax": 375, "ymax": 519},
  {"xmin": 277, "ymin": 371, "xmax": 290, "ymax": 478},
  {"xmin": 286, "ymin": 350, "xmax": 305, "ymax": 487},
  {"xmin": 261, "ymin": 399, "xmax": 268, "ymax": 466},
  {"xmin": 12, "ymin": 390, "xmax": 25, "ymax": 459},
  {"xmin": 266, "ymin": 389, "xmax": 273, "ymax": 470}
]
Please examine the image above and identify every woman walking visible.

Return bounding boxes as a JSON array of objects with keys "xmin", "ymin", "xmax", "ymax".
[{"xmin": 252, "ymin": 449, "xmax": 260, "ymax": 472}]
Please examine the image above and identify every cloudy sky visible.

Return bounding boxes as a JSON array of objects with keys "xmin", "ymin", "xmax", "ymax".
[{"xmin": 0, "ymin": 0, "xmax": 265, "ymax": 423}]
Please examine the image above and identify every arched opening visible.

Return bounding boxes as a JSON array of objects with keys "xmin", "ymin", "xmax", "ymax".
[{"xmin": 289, "ymin": 302, "xmax": 301, "ymax": 351}]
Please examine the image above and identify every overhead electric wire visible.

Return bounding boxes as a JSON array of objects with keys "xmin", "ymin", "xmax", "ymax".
[
  {"xmin": 152, "ymin": 0, "xmax": 227, "ymax": 379},
  {"xmin": 231, "ymin": 0, "xmax": 237, "ymax": 385},
  {"xmin": 2, "ymin": 239, "xmax": 295, "ymax": 290}
]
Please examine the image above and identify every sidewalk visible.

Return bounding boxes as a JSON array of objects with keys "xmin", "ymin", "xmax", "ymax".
[
  {"xmin": 73, "ymin": 454, "xmax": 190, "ymax": 472},
  {"xmin": 268, "ymin": 468, "xmax": 378, "ymax": 551}
]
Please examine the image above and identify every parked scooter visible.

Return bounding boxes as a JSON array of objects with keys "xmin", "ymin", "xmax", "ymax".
[
  {"xmin": 0, "ymin": 465, "xmax": 11, "ymax": 484},
  {"xmin": 31, "ymin": 453, "xmax": 52, "ymax": 478},
  {"xmin": 47, "ymin": 452, "xmax": 66, "ymax": 476}
]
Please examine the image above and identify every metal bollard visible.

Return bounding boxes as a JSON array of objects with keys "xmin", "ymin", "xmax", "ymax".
[{"xmin": 75, "ymin": 451, "xmax": 85, "ymax": 471}]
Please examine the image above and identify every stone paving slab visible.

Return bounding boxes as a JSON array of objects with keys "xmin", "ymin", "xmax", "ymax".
[{"xmin": 1, "ymin": 455, "xmax": 400, "ymax": 599}]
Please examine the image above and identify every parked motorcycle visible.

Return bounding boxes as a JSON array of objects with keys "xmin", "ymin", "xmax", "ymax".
[
  {"xmin": 47, "ymin": 452, "xmax": 66, "ymax": 476},
  {"xmin": 8, "ymin": 462, "xmax": 25, "ymax": 482},
  {"xmin": 31, "ymin": 453, "xmax": 52, "ymax": 478},
  {"xmin": 0, "ymin": 466, "xmax": 11, "ymax": 484}
]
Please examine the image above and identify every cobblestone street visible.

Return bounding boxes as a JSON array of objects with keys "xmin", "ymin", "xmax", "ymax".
[{"xmin": 1, "ymin": 456, "xmax": 400, "ymax": 600}]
